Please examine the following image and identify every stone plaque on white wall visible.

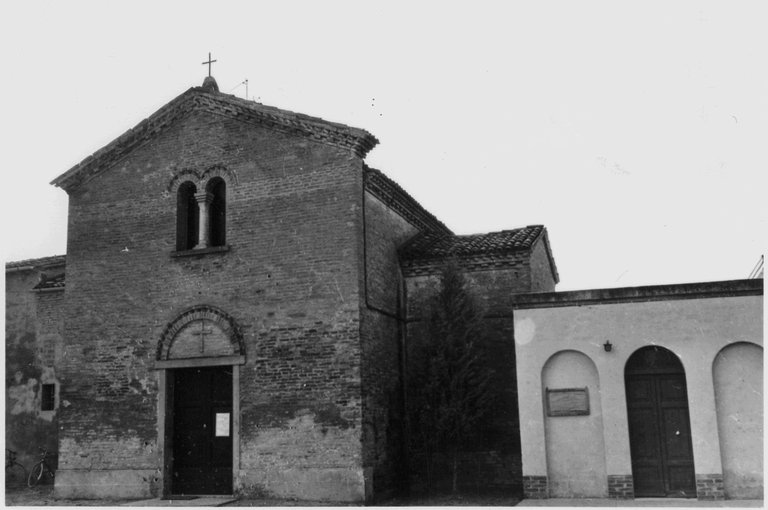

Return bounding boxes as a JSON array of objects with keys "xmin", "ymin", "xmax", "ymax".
[{"xmin": 546, "ymin": 387, "xmax": 590, "ymax": 416}]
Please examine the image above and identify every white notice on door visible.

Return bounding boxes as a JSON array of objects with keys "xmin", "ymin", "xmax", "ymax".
[{"xmin": 215, "ymin": 413, "xmax": 230, "ymax": 437}]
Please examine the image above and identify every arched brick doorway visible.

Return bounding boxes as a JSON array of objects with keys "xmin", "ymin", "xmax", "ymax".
[
  {"xmin": 625, "ymin": 346, "xmax": 695, "ymax": 498},
  {"xmin": 156, "ymin": 305, "xmax": 245, "ymax": 497}
]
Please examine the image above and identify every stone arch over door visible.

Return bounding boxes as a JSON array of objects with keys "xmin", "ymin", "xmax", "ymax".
[
  {"xmin": 625, "ymin": 346, "xmax": 695, "ymax": 498},
  {"xmin": 157, "ymin": 305, "xmax": 244, "ymax": 365},
  {"xmin": 713, "ymin": 342, "xmax": 763, "ymax": 499},
  {"xmin": 542, "ymin": 350, "xmax": 607, "ymax": 497}
]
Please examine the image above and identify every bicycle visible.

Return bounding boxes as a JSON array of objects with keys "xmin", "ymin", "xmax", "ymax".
[
  {"xmin": 27, "ymin": 447, "xmax": 55, "ymax": 487},
  {"xmin": 5, "ymin": 449, "xmax": 28, "ymax": 488}
]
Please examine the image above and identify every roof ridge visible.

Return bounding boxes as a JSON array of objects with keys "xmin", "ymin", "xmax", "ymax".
[
  {"xmin": 455, "ymin": 226, "xmax": 538, "ymax": 237},
  {"xmin": 210, "ymin": 90, "xmax": 375, "ymax": 137},
  {"xmin": 400, "ymin": 225, "xmax": 545, "ymax": 262},
  {"xmin": 51, "ymin": 87, "xmax": 197, "ymax": 191},
  {"xmin": 364, "ymin": 166, "xmax": 452, "ymax": 236},
  {"xmin": 6, "ymin": 254, "xmax": 66, "ymax": 270},
  {"xmin": 52, "ymin": 85, "xmax": 379, "ymax": 193}
]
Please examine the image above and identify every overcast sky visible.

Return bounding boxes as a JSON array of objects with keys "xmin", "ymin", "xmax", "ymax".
[{"xmin": 1, "ymin": 1, "xmax": 765, "ymax": 291}]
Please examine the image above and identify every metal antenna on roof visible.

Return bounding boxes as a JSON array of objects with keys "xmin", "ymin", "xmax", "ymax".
[
  {"xmin": 227, "ymin": 79, "xmax": 250, "ymax": 99},
  {"xmin": 748, "ymin": 255, "xmax": 764, "ymax": 279}
]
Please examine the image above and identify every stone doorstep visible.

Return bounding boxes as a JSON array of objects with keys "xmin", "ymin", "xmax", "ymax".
[{"xmin": 122, "ymin": 496, "xmax": 237, "ymax": 507}]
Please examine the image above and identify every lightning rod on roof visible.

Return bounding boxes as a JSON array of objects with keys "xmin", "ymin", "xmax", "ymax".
[{"xmin": 227, "ymin": 79, "xmax": 250, "ymax": 100}]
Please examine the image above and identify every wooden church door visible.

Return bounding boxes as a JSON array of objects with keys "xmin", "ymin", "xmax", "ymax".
[
  {"xmin": 171, "ymin": 366, "xmax": 233, "ymax": 495},
  {"xmin": 625, "ymin": 346, "xmax": 696, "ymax": 498}
]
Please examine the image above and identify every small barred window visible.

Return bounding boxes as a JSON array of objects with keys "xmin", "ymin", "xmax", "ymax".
[{"xmin": 41, "ymin": 384, "xmax": 55, "ymax": 411}]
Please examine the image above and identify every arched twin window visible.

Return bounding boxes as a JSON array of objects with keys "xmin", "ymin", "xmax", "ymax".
[
  {"xmin": 176, "ymin": 182, "xmax": 200, "ymax": 251},
  {"xmin": 207, "ymin": 177, "xmax": 226, "ymax": 248},
  {"xmin": 176, "ymin": 178, "xmax": 226, "ymax": 251}
]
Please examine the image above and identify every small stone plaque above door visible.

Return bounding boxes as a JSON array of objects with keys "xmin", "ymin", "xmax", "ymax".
[{"xmin": 170, "ymin": 319, "xmax": 234, "ymax": 359}]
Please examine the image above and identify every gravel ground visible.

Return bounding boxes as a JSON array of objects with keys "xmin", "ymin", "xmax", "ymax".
[
  {"xmin": 5, "ymin": 486, "xmax": 350, "ymax": 507},
  {"xmin": 6, "ymin": 484, "xmax": 519, "ymax": 507},
  {"xmin": 5, "ymin": 484, "xmax": 135, "ymax": 506}
]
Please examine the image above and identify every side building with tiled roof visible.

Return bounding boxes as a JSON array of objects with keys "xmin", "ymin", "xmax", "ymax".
[
  {"xmin": 6, "ymin": 76, "xmax": 558, "ymax": 502},
  {"xmin": 5, "ymin": 255, "xmax": 66, "ymax": 473},
  {"xmin": 398, "ymin": 225, "xmax": 558, "ymax": 492}
]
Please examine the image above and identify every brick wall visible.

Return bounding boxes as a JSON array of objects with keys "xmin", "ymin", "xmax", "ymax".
[
  {"xmin": 696, "ymin": 473, "xmax": 725, "ymax": 500},
  {"xmin": 404, "ymin": 248, "xmax": 550, "ymax": 315},
  {"xmin": 35, "ymin": 289, "xmax": 65, "ymax": 465},
  {"xmin": 57, "ymin": 109, "xmax": 369, "ymax": 500},
  {"xmin": 5, "ymin": 263, "xmax": 64, "ymax": 471},
  {"xmin": 607, "ymin": 474, "xmax": 634, "ymax": 499},
  {"xmin": 523, "ymin": 475, "xmax": 548, "ymax": 498},
  {"xmin": 528, "ymin": 235, "xmax": 557, "ymax": 292},
  {"xmin": 359, "ymin": 193, "xmax": 420, "ymax": 500}
]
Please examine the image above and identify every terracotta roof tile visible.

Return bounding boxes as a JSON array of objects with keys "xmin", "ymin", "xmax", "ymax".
[
  {"xmin": 5, "ymin": 255, "xmax": 66, "ymax": 271},
  {"xmin": 399, "ymin": 225, "xmax": 545, "ymax": 261},
  {"xmin": 364, "ymin": 166, "xmax": 452, "ymax": 236}
]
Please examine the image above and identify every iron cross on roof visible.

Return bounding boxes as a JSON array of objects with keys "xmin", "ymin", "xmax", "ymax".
[{"xmin": 202, "ymin": 52, "xmax": 217, "ymax": 77}]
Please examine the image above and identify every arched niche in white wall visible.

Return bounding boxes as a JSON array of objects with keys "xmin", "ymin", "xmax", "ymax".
[
  {"xmin": 542, "ymin": 350, "xmax": 607, "ymax": 497},
  {"xmin": 713, "ymin": 342, "xmax": 763, "ymax": 499}
]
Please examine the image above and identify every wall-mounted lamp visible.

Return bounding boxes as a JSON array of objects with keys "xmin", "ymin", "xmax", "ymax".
[{"xmin": 603, "ymin": 340, "xmax": 613, "ymax": 352}]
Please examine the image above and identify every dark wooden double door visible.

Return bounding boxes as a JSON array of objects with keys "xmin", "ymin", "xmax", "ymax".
[
  {"xmin": 171, "ymin": 366, "xmax": 233, "ymax": 495},
  {"xmin": 625, "ymin": 347, "xmax": 696, "ymax": 498}
]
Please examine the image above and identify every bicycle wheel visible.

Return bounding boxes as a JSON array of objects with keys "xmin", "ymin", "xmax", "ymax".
[
  {"xmin": 27, "ymin": 462, "xmax": 44, "ymax": 487},
  {"xmin": 5, "ymin": 463, "xmax": 28, "ymax": 489}
]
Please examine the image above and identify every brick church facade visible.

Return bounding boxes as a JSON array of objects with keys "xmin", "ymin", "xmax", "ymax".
[
  {"xmin": 5, "ymin": 76, "xmax": 557, "ymax": 501},
  {"xmin": 6, "ymin": 76, "xmax": 761, "ymax": 503}
]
